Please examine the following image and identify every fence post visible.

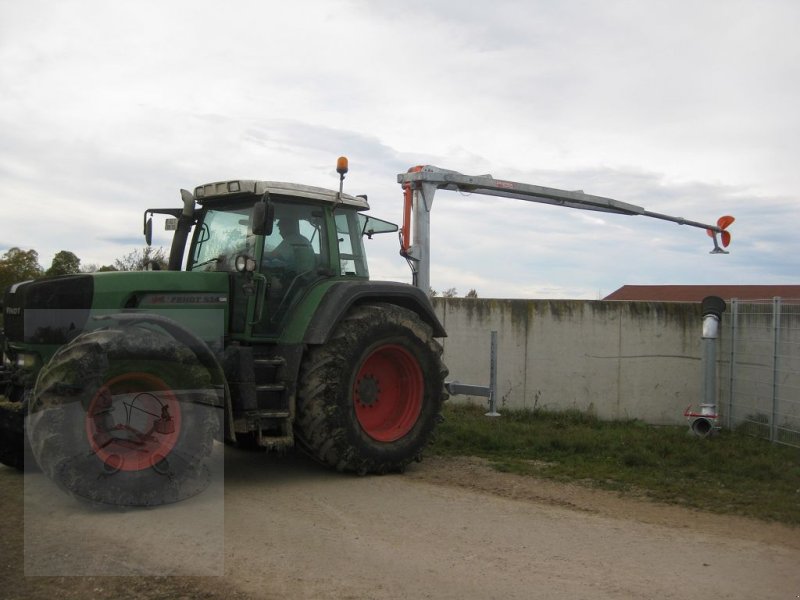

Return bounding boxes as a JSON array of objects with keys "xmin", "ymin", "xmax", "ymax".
[
  {"xmin": 727, "ymin": 298, "xmax": 738, "ymax": 430},
  {"xmin": 485, "ymin": 331, "xmax": 500, "ymax": 417},
  {"xmin": 771, "ymin": 297, "xmax": 782, "ymax": 442}
]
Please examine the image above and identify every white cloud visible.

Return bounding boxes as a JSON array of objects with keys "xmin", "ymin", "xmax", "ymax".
[{"xmin": 0, "ymin": 0, "xmax": 797, "ymax": 296}]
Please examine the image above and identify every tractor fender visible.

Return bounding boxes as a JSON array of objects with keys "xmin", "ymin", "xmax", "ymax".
[{"xmin": 303, "ymin": 281, "xmax": 447, "ymax": 345}]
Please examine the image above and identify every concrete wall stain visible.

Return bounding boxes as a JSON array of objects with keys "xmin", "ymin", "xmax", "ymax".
[
  {"xmin": 533, "ymin": 299, "xmax": 583, "ymax": 321},
  {"xmin": 434, "ymin": 298, "xmax": 700, "ymax": 350},
  {"xmin": 435, "ymin": 297, "xmax": 493, "ymax": 324},
  {"xmin": 623, "ymin": 300, "xmax": 700, "ymax": 325},
  {"xmin": 509, "ymin": 300, "xmax": 531, "ymax": 331}
]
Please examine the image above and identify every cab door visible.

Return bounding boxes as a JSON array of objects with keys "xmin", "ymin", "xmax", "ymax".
[{"xmin": 251, "ymin": 200, "xmax": 328, "ymax": 336}]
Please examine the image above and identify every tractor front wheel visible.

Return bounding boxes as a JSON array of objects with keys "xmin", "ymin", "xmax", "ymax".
[
  {"xmin": 296, "ymin": 303, "xmax": 447, "ymax": 474},
  {"xmin": 27, "ymin": 326, "xmax": 220, "ymax": 506}
]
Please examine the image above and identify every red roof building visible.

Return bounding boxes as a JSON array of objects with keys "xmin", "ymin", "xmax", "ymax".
[{"xmin": 603, "ymin": 285, "xmax": 800, "ymax": 302}]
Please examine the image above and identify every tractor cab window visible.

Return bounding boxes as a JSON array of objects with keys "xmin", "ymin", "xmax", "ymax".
[
  {"xmin": 335, "ymin": 210, "xmax": 369, "ymax": 277},
  {"xmin": 190, "ymin": 205, "xmax": 255, "ymax": 271},
  {"xmin": 255, "ymin": 201, "xmax": 327, "ymax": 334},
  {"xmin": 262, "ymin": 203, "xmax": 324, "ymax": 273}
]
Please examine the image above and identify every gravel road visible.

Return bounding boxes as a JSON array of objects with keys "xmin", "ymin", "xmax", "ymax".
[{"xmin": 2, "ymin": 445, "xmax": 798, "ymax": 599}]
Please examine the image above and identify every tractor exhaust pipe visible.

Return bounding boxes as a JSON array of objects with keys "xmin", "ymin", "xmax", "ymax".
[
  {"xmin": 168, "ymin": 189, "xmax": 196, "ymax": 271},
  {"xmin": 685, "ymin": 296, "xmax": 726, "ymax": 437}
]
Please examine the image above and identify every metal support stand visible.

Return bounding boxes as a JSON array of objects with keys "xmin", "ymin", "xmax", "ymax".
[
  {"xmin": 445, "ymin": 330, "xmax": 500, "ymax": 417},
  {"xmin": 485, "ymin": 331, "xmax": 500, "ymax": 417},
  {"xmin": 771, "ymin": 297, "xmax": 782, "ymax": 442}
]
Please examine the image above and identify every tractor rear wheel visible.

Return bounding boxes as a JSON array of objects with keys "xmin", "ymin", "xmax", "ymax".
[
  {"xmin": 28, "ymin": 326, "xmax": 219, "ymax": 506},
  {"xmin": 296, "ymin": 303, "xmax": 447, "ymax": 474}
]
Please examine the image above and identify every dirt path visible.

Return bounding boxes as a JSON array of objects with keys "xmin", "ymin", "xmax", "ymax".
[{"xmin": 2, "ymin": 447, "xmax": 798, "ymax": 599}]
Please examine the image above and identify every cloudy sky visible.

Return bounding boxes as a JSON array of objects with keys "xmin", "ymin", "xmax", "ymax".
[{"xmin": 1, "ymin": 0, "xmax": 797, "ymax": 298}]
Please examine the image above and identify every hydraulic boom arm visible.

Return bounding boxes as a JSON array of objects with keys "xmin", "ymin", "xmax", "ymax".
[{"xmin": 397, "ymin": 165, "xmax": 735, "ymax": 294}]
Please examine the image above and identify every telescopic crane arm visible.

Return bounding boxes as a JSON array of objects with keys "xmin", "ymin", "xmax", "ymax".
[{"xmin": 397, "ymin": 165, "xmax": 735, "ymax": 295}]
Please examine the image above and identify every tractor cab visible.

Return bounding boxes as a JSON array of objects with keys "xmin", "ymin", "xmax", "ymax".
[{"xmin": 144, "ymin": 178, "xmax": 397, "ymax": 337}]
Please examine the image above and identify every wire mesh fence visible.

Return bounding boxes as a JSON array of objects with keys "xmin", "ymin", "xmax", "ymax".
[{"xmin": 719, "ymin": 298, "xmax": 800, "ymax": 448}]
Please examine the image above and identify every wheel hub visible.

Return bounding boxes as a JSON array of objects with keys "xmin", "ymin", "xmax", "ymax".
[
  {"xmin": 352, "ymin": 344, "xmax": 424, "ymax": 442},
  {"xmin": 356, "ymin": 374, "xmax": 380, "ymax": 407},
  {"xmin": 86, "ymin": 372, "xmax": 182, "ymax": 473}
]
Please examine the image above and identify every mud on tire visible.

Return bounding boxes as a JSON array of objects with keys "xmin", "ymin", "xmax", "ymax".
[
  {"xmin": 296, "ymin": 303, "xmax": 448, "ymax": 474},
  {"xmin": 28, "ymin": 326, "xmax": 220, "ymax": 506}
]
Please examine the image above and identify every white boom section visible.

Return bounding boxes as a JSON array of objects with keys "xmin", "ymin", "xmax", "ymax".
[{"xmin": 397, "ymin": 165, "xmax": 730, "ymax": 295}]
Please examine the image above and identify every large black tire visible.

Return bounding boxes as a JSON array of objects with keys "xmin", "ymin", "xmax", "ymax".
[
  {"xmin": 296, "ymin": 303, "xmax": 448, "ymax": 474},
  {"xmin": 28, "ymin": 326, "xmax": 220, "ymax": 506}
]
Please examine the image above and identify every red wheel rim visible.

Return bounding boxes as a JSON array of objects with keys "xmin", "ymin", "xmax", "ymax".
[
  {"xmin": 353, "ymin": 344, "xmax": 423, "ymax": 442},
  {"xmin": 85, "ymin": 372, "xmax": 182, "ymax": 472}
]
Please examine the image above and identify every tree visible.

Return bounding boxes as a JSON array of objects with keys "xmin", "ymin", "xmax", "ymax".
[
  {"xmin": 0, "ymin": 247, "xmax": 43, "ymax": 291},
  {"xmin": 114, "ymin": 247, "xmax": 168, "ymax": 271},
  {"xmin": 82, "ymin": 263, "xmax": 118, "ymax": 273},
  {"xmin": 430, "ymin": 288, "xmax": 459, "ymax": 298},
  {"xmin": 46, "ymin": 250, "xmax": 81, "ymax": 277},
  {"xmin": 465, "ymin": 288, "xmax": 479, "ymax": 298}
]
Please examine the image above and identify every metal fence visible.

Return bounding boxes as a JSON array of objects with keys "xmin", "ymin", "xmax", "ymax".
[{"xmin": 721, "ymin": 298, "xmax": 800, "ymax": 448}]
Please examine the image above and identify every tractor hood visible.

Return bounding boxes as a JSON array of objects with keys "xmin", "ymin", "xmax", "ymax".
[
  {"xmin": 91, "ymin": 270, "xmax": 230, "ymax": 310},
  {"xmin": 3, "ymin": 271, "xmax": 230, "ymax": 346}
]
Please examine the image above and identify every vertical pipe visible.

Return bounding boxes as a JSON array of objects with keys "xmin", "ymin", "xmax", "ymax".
[
  {"xmin": 771, "ymin": 297, "xmax": 782, "ymax": 442},
  {"xmin": 400, "ymin": 183, "xmax": 413, "ymax": 255},
  {"xmin": 692, "ymin": 296, "xmax": 726, "ymax": 437},
  {"xmin": 412, "ymin": 188, "xmax": 431, "ymax": 295},
  {"xmin": 703, "ymin": 334, "xmax": 717, "ymax": 408},
  {"xmin": 485, "ymin": 331, "xmax": 500, "ymax": 417}
]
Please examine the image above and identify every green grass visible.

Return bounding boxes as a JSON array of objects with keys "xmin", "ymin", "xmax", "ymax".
[{"xmin": 431, "ymin": 403, "xmax": 800, "ymax": 525}]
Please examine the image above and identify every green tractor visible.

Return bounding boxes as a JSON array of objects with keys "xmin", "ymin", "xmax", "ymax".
[{"xmin": 0, "ymin": 159, "xmax": 448, "ymax": 505}]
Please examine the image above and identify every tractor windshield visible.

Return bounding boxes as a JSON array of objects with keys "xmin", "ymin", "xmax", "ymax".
[{"xmin": 190, "ymin": 205, "xmax": 255, "ymax": 271}]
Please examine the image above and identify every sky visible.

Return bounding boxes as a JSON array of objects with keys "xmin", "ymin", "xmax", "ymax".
[{"xmin": 0, "ymin": 0, "xmax": 797, "ymax": 299}]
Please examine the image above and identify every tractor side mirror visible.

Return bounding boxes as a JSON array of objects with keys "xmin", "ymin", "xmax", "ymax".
[
  {"xmin": 252, "ymin": 192, "xmax": 274, "ymax": 236},
  {"xmin": 144, "ymin": 214, "xmax": 153, "ymax": 246}
]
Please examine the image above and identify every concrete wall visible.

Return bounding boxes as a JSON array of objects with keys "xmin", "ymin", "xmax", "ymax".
[{"xmin": 432, "ymin": 298, "xmax": 705, "ymax": 425}]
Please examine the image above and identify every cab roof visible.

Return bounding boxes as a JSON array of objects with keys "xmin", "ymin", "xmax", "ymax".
[{"xmin": 194, "ymin": 180, "xmax": 369, "ymax": 210}]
